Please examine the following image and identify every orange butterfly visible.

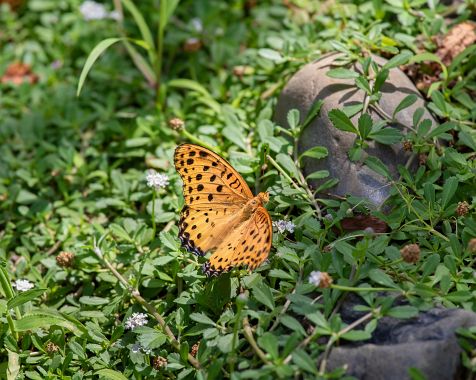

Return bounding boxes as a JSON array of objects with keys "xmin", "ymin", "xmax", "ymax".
[{"xmin": 174, "ymin": 144, "xmax": 273, "ymax": 276}]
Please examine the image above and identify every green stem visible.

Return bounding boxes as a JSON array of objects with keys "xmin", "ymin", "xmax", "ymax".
[
  {"xmin": 151, "ymin": 191, "xmax": 156, "ymax": 236},
  {"xmin": 181, "ymin": 129, "xmax": 220, "ymax": 153},
  {"xmin": 156, "ymin": 1, "xmax": 166, "ymax": 103}
]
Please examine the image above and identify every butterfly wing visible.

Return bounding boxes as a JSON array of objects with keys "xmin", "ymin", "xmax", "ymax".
[
  {"xmin": 203, "ymin": 206, "xmax": 273, "ymax": 276},
  {"xmin": 174, "ymin": 144, "xmax": 254, "ymax": 256},
  {"xmin": 174, "ymin": 144, "xmax": 253, "ymax": 207}
]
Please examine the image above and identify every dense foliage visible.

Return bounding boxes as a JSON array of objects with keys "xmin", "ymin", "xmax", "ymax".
[{"xmin": 0, "ymin": 0, "xmax": 475, "ymax": 379}]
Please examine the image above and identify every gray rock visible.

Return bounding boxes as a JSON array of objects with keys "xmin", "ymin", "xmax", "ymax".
[
  {"xmin": 274, "ymin": 53, "xmax": 438, "ymax": 209},
  {"xmin": 322, "ymin": 295, "xmax": 476, "ymax": 379}
]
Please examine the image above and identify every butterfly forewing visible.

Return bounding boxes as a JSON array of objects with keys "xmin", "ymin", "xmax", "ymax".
[{"xmin": 174, "ymin": 144, "xmax": 253, "ymax": 206}]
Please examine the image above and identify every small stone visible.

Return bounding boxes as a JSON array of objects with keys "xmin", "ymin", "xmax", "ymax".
[
  {"xmin": 56, "ymin": 251, "xmax": 75, "ymax": 268},
  {"xmin": 456, "ymin": 201, "xmax": 470, "ymax": 217},
  {"xmin": 400, "ymin": 243, "xmax": 420, "ymax": 263}
]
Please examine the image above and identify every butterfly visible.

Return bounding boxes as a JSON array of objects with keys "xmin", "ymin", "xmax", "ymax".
[{"xmin": 174, "ymin": 143, "xmax": 273, "ymax": 276}]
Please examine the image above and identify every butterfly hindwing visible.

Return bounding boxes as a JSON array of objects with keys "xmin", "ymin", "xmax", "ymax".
[{"xmin": 204, "ymin": 206, "xmax": 273, "ymax": 276}]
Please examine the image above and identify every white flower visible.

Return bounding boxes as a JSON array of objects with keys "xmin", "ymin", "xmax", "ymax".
[
  {"xmin": 80, "ymin": 1, "xmax": 108, "ymax": 20},
  {"xmin": 308, "ymin": 271, "xmax": 322, "ymax": 287},
  {"xmin": 125, "ymin": 312, "xmax": 148, "ymax": 330},
  {"xmin": 146, "ymin": 170, "xmax": 169, "ymax": 190},
  {"xmin": 273, "ymin": 220, "xmax": 295, "ymax": 234},
  {"xmin": 191, "ymin": 18, "xmax": 203, "ymax": 32},
  {"xmin": 108, "ymin": 10, "xmax": 122, "ymax": 21},
  {"xmin": 12, "ymin": 279, "xmax": 34, "ymax": 292}
]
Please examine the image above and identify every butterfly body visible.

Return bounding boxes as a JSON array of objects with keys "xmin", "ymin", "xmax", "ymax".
[{"xmin": 174, "ymin": 144, "xmax": 273, "ymax": 276}]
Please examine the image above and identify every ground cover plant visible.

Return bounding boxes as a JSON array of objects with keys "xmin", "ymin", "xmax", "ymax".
[{"xmin": 0, "ymin": 0, "xmax": 475, "ymax": 379}]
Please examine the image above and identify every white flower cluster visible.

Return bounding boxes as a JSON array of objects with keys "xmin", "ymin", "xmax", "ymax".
[
  {"xmin": 273, "ymin": 220, "xmax": 295, "ymax": 234},
  {"xmin": 125, "ymin": 312, "xmax": 148, "ymax": 330},
  {"xmin": 12, "ymin": 279, "xmax": 34, "ymax": 292},
  {"xmin": 80, "ymin": 1, "xmax": 120, "ymax": 21},
  {"xmin": 146, "ymin": 170, "xmax": 169, "ymax": 190},
  {"xmin": 308, "ymin": 271, "xmax": 322, "ymax": 287}
]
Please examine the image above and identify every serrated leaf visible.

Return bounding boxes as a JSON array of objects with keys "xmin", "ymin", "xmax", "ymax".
[
  {"xmin": 328, "ymin": 109, "xmax": 356, "ymax": 133},
  {"xmin": 393, "ymin": 94, "xmax": 418, "ymax": 118},
  {"xmin": 364, "ymin": 156, "xmax": 392, "ymax": 179},
  {"xmin": 302, "ymin": 99, "xmax": 323, "ymax": 129},
  {"xmin": 190, "ymin": 312, "xmax": 216, "ymax": 326}
]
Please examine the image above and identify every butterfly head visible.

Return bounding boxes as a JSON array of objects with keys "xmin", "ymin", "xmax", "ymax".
[{"xmin": 257, "ymin": 192, "xmax": 269, "ymax": 204}]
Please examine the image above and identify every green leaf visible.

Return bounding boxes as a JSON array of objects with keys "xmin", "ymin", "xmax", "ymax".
[
  {"xmin": 159, "ymin": 0, "xmax": 179, "ymax": 33},
  {"xmin": 287, "ymin": 109, "xmax": 300, "ymax": 129},
  {"xmin": 110, "ymin": 223, "xmax": 132, "ymax": 242},
  {"xmin": 79, "ymin": 296, "xmax": 110, "ymax": 306},
  {"xmin": 96, "ymin": 369, "xmax": 129, "ymax": 380},
  {"xmin": 328, "ymin": 109, "xmax": 356, "ymax": 133},
  {"xmin": 15, "ymin": 311, "xmax": 85, "ymax": 336},
  {"xmin": 300, "ymin": 146, "xmax": 328, "ymax": 161},
  {"xmin": 355, "ymin": 76, "xmax": 371, "ymax": 94},
  {"xmin": 292, "ymin": 349, "xmax": 318, "ymax": 374},
  {"xmin": 430, "ymin": 91, "xmax": 448, "ymax": 116},
  {"xmin": 358, "ymin": 113, "xmax": 373, "ymax": 139},
  {"xmin": 257, "ymin": 332, "xmax": 279, "ymax": 359},
  {"xmin": 280, "ymin": 315, "xmax": 306, "ymax": 336},
  {"xmin": 77, "ymin": 38, "xmax": 122, "ymax": 96},
  {"xmin": 364, "ymin": 156, "xmax": 392, "ymax": 179},
  {"xmin": 7, "ymin": 289, "xmax": 46, "ymax": 309},
  {"xmin": 168, "ymin": 79, "xmax": 221, "ymax": 114},
  {"xmin": 326, "ymin": 68, "xmax": 359, "ymax": 79},
  {"xmin": 190, "ymin": 312, "xmax": 216, "ymax": 326},
  {"xmin": 121, "ymin": 0, "xmax": 155, "ymax": 50},
  {"xmin": 387, "ymin": 306, "xmax": 419, "ymax": 319},
  {"xmin": 302, "ymin": 100, "xmax": 324, "ymax": 129},
  {"xmin": 393, "ymin": 94, "xmax": 418, "ymax": 119},
  {"xmin": 368, "ymin": 269, "xmax": 398, "ymax": 288},
  {"xmin": 217, "ymin": 334, "xmax": 234, "ymax": 353},
  {"xmin": 252, "ymin": 282, "xmax": 275, "ymax": 310},
  {"xmin": 341, "ymin": 329, "xmax": 372, "ymax": 341},
  {"xmin": 374, "ymin": 69, "xmax": 389, "ymax": 93},
  {"xmin": 276, "ymin": 153, "xmax": 300, "ymax": 178},
  {"xmin": 426, "ymin": 122, "xmax": 454, "ymax": 139},
  {"xmin": 136, "ymin": 327, "xmax": 167, "ymax": 349},
  {"xmin": 383, "ymin": 50, "xmax": 413, "ymax": 70},
  {"xmin": 306, "ymin": 170, "xmax": 330, "ymax": 180},
  {"xmin": 369, "ymin": 127, "xmax": 402, "ymax": 144},
  {"xmin": 440, "ymin": 176, "xmax": 458, "ymax": 208},
  {"xmin": 258, "ymin": 48, "xmax": 284, "ymax": 62}
]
